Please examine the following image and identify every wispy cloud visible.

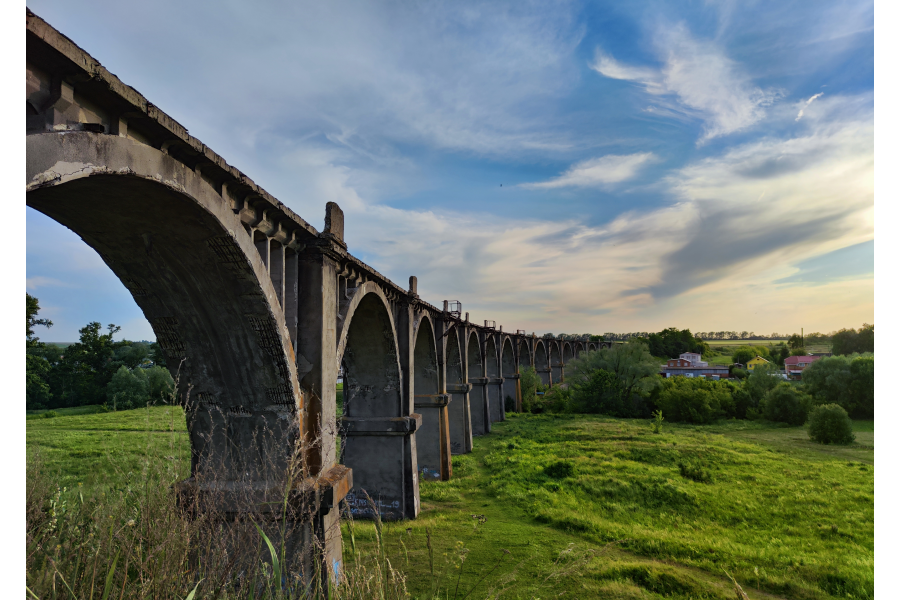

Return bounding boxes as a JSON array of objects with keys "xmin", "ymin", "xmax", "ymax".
[
  {"xmin": 325, "ymin": 95, "xmax": 872, "ymax": 332},
  {"xmin": 796, "ymin": 92, "xmax": 824, "ymax": 121},
  {"xmin": 591, "ymin": 24, "xmax": 783, "ymax": 141},
  {"xmin": 519, "ymin": 153, "xmax": 656, "ymax": 189}
]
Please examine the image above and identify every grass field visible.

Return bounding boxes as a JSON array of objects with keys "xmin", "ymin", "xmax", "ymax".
[{"xmin": 27, "ymin": 408, "xmax": 873, "ymax": 599}]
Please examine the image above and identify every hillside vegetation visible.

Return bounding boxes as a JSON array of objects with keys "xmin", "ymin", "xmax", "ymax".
[{"xmin": 27, "ymin": 407, "xmax": 872, "ymax": 599}]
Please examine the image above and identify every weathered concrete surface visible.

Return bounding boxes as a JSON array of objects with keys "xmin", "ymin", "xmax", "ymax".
[{"xmin": 26, "ymin": 6, "xmax": 606, "ymax": 581}]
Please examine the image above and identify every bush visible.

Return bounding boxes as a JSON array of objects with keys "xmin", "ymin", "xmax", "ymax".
[
  {"xmin": 803, "ymin": 354, "xmax": 874, "ymax": 418},
  {"xmin": 808, "ymin": 404, "xmax": 856, "ymax": 444},
  {"xmin": 652, "ymin": 377, "xmax": 736, "ymax": 423},
  {"xmin": 41, "ymin": 410, "xmax": 58, "ymax": 419},
  {"xmin": 761, "ymin": 383, "xmax": 811, "ymax": 425},
  {"xmin": 544, "ymin": 460, "xmax": 575, "ymax": 479}
]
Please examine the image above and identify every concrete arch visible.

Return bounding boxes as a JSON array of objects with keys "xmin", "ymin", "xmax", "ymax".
[
  {"xmin": 466, "ymin": 330, "xmax": 489, "ymax": 435},
  {"xmin": 549, "ymin": 340, "xmax": 562, "ymax": 385},
  {"xmin": 485, "ymin": 335, "xmax": 502, "ymax": 423},
  {"xmin": 445, "ymin": 326, "xmax": 472, "ymax": 454},
  {"xmin": 517, "ymin": 339, "xmax": 532, "ymax": 369},
  {"xmin": 338, "ymin": 290, "xmax": 416, "ymax": 520},
  {"xmin": 534, "ymin": 340, "xmax": 550, "ymax": 386},
  {"xmin": 575, "ymin": 341, "xmax": 585, "ymax": 358},
  {"xmin": 500, "ymin": 337, "xmax": 517, "ymax": 413},
  {"xmin": 412, "ymin": 316, "xmax": 447, "ymax": 478},
  {"xmin": 588, "ymin": 342, "xmax": 597, "ymax": 352},
  {"xmin": 26, "ymin": 132, "xmax": 303, "ymax": 484}
]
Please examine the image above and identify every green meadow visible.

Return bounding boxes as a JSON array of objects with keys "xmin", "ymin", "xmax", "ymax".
[{"xmin": 27, "ymin": 408, "xmax": 873, "ymax": 599}]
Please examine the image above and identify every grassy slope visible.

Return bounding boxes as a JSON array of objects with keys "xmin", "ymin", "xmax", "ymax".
[{"xmin": 26, "ymin": 409, "xmax": 873, "ymax": 599}]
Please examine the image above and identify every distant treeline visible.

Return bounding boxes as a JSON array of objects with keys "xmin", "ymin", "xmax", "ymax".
[{"xmin": 26, "ymin": 294, "xmax": 174, "ymax": 411}]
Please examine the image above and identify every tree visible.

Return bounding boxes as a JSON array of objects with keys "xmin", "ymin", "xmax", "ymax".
[
  {"xmin": 26, "ymin": 293, "xmax": 53, "ymax": 344},
  {"xmin": 26, "ymin": 294, "xmax": 54, "ymax": 409},
  {"xmin": 808, "ymin": 404, "xmax": 855, "ymax": 444},
  {"xmin": 831, "ymin": 324, "xmax": 874, "ymax": 356},
  {"xmin": 761, "ymin": 383, "xmax": 811, "ymax": 425},
  {"xmin": 107, "ymin": 365, "xmax": 149, "ymax": 410},
  {"xmin": 746, "ymin": 362, "xmax": 780, "ymax": 403},
  {"xmin": 790, "ymin": 347, "xmax": 808, "ymax": 356},
  {"xmin": 788, "ymin": 334, "xmax": 804, "ymax": 349},
  {"xmin": 647, "ymin": 327, "xmax": 708, "ymax": 359},
  {"xmin": 146, "ymin": 365, "xmax": 175, "ymax": 403},
  {"xmin": 848, "ymin": 356, "xmax": 874, "ymax": 419},
  {"xmin": 50, "ymin": 322, "xmax": 124, "ymax": 407},
  {"xmin": 732, "ymin": 347, "xmax": 754, "ymax": 365},
  {"xmin": 566, "ymin": 341, "xmax": 660, "ymax": 417},
  {"xmin": 804, "ymin": 354, "xmax": 873, "ymax": 418}
]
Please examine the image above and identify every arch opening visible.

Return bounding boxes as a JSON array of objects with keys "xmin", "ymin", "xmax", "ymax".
[
  {"xmin": 466, "ymin": 331, "xmax": 488, "ymax": 436},
  {"xmin": 501, "ymin": 338, "xmax": 517, "ymax": 413},
  {"xmin": 485, "ymin": 336, "xmax": 502, "ymax": 423},
  {"xmin": 534, "ymin": 340, "xmax": 550, "ymax": 387},
  {"xmin": 412, "ymin": 316, "xmax": 446, "ymax": 478},
  {"xmin": 445, "ymin": 327, "xmax": 472, "ymax": 454},
  {"xmin": 549, "ymin": 341, "xmax": 562, "ymax": 385}
]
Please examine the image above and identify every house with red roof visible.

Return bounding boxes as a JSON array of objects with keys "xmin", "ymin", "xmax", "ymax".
[{"xmin": 784, "ymin": 355, "xmax": 822, "ymax": 379}]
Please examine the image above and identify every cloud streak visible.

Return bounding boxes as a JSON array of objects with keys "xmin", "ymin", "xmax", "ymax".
[
  {"xmin": 519, "ymin": 153, "xmax": 656, "ymax": 189},
  {"xmin": 796, "ymin": 92, "xmax": 824, "ymax": 121},
  {"xmin": 591, "ymin": 24, "xmax": 783, "ymax": 141}
]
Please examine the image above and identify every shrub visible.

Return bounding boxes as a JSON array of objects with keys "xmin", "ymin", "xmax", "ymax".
[
  {"xmin": 41, "ymin": 410, "xmax": 58, "ymax": 419},
  {"xmin": 544, "ymin": 460, "xmax": 575, "ymax": 479},
  {"xmin": 761, "ymin": 383, "xmax": 811, "ymax": 425},
  {"xmin": 678, "ymin": 462, "xmax": 712, "ymax": 483},
  {"xmin": 808, "ymin": 404, "xmax": 856, "ymax": 445},
  {"xmin": 652, "ymin": 377, "xmax": 735, "ymax": 423}
]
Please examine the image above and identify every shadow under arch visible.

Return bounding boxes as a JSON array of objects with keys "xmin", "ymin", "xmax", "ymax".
[
  {"xmin": 485, "ymin": 336, "xmax": 503, "ymax": 423},
  {"xmin": 534, "ymin": 340, "xmax": 551, "ymax": 387},
  {"xmin": 337, "ymin": 286, "xmax": 419, "ymax": 520},
  {"xmin": 26, "ymin": 132, "xmax": 304, "ymax": 486},
  {"xmin": 500, "ymin": 337, "xmax": 517, "ymax": 413},
  {"xmin": 549, "ymin": 340, "xmax": 562, "ymax": 385},
  {"xmin": 412, "ymin": 314, "xmax": 450, "ymax": 480},
  {"xmin": 466, "ymin": 330, "xmax": 489, "ymax": 435},
  {"xmin": 562, "ymin": 342, "xmax": 574, "ymax": 380},
  {"xmin": 445, "ymin": 326, "xmax": 472, "ymax": 454}
]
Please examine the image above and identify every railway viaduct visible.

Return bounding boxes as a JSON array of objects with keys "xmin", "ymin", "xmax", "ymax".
[{"xmin": 25, "ymin": 9, "xmax": 610, "ymax": 584}]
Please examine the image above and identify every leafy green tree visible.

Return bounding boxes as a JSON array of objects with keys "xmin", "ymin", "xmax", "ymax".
[
  {"xmin": 788, "ymin": 334, "xmax": 804, "ymax": 349},
  {"xmin": 732, "ymin": 347, "xmax": 754, "ymax": 365},
  {"xmin": 26, "ymin": 294, "xmax": 54, "ymax": 409},
  {"xmin": 746, "ymin": 362, "xmax": 781, "ymax": 404},
  {"xmin": 566, "ymin": 341, "xmax": 660, "ymax": 417},
  {"xmin": 26, "ymin": 293, "xmax": 53, "ymax": 344},
  {"xmin": 831, "ymin": 324, "xmax": 874, "ymax": 356},
  {"xmin": 145, "ymin": 365, "xmax": 175, "ymax": 403},
  {"xmin": 519, "ymin": 366, "xmax": 544, "ymax": 413},
  {"xmin": 761, "ymin": 383, "xmax": 811, "ymax": 425},
  {"xmin": 107, "ymin": 365, "xmax": 149, "ymax": 410},
  {"xmin": 808, "ymin": 404, "xmax": 855, "ymax": 444},
  {"xmin": 49, "ymin": 322, "xmax": 124, "ymax": 407},
  {"xmin": 790, "ymin": 347, "xmax": 808, "ymax": 356},
  {"xmin": 647, "ymin": 327, "xmax": 708, "ymax": 359},
  {"xmin": 803, "ymin": 354, "xmax": 873, "ymax": 418},
  {"xmin": 848, "ymin": 356, "xmax": 874, "ymax": 419}
]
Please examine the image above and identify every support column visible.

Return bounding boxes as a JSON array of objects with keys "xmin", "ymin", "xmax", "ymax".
[
  {"xmin": 488, "ymin": 377, "xmax": 505, "ymax": 422},
  {"xmin": 413, "ymin": 394, "xmax": 452, "ymax": 481},
  {"xmin": 446, "ymin": 383, "xmax": 472, "ymax": 453},
  {"xmin": 468, "ymin": 378, "xmax": 491, "ymax": 435}
]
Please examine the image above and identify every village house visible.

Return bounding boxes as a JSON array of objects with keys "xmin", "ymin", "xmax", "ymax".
[
  {"xmin": 784, "ymin": 355, "xmax": 822, "ymax": 379},
  {"xmin": 661, "ymin": 352, "xmax": 728, "ymax": 379},
  {"xmin": 746, "ymin": 356, "xmax": 772, "ymax": 371}
]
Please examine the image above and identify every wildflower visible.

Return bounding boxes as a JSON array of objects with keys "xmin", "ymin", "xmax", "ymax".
[{"xmin": 126, "ymin": 519, "xmax": 136, "ymax": 527}]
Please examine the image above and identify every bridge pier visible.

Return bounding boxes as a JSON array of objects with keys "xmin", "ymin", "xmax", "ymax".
[
  {"xmin": 446, "ymin": 383, "xmax": 473, "ymax": 453},
  {"xmin": 468, "ymin": 378, "xmax": 491, "ymax": 435},
  {"xmin": 413, "ymin": 394, "xmax": 452, "ymax": 481},
  {"xmin": 488, "ymin": 377, "xmax": 505, "ymax": 422}
]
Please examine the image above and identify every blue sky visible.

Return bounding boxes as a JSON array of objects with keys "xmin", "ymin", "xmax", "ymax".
[{"xmin": 25, "ymin": 0, "xmax": 874, "ymax": 342}]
